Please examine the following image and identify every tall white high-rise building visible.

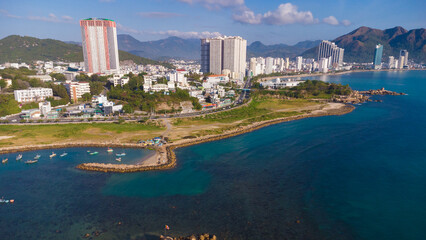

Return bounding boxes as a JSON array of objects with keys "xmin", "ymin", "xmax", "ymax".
[
  {"xmin": 319, "ymin": 58, "xmax": 329, "ymax": 73},
  {"xmin": 265, "ymin": 57, "xmax": 274, "ymax": 74},
  {"xmin": 400, "ymin": 50, "xmax": 409, "ymax": 66},
  {"xmin": 80, "ymin": 18, "xmax": 120, "ymax": 74},
  {"xmin": 296, "ymin": 56, "xmax": 303, "ymax": 71},
  {"xmin": 388, "ymin": 56, "xmax": 395, "ymax": 69},
  {"xmin": 398, "ymin": 56, "xmax": 405, "ymax": 69},
  {"xmin": 249, "ymin": 58, "xmax": 257, "ymax": 76},
  {"xmin": 201, "ymin": 36, "xmax": 247, "ymax": 79},
  {"xmin": 318, "ymin": 40, "xmax": 344, "ymax": 67},
  {"xmin": 285, "ymin": 58, "xmax": 290, "ymax": 69}
]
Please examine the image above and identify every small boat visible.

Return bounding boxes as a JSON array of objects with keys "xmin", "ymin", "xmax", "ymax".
[
  {"xmin": 107, "ymin": 148, "xmax": 113, "ymax": 153},
  {"xmin": 25, "ymin": 160, "xmax": 38, "ymax": 164},
  {"xmin": 60, "ymin": 153, "xmax": 68, "ymax": 157},
  {"xmin": 115, "ymin": 153, "xmax": 126, "ymax": 157},
  {"xmin": 16, "ymin": 154, "xmax": 23, "ymax": 161},
  {"xmin": 89, "ymin": 151, "xmax": 99, "ymax": 155},
  {"xmin": 2, "ymin": 158, "xmax": 8, "ymax": 164},
  {"xmin": 0, "ymin": 198, "xmax": 14, "ymax": 204},
  {"xmin": 87, "ymin": 150, "xmax": 91, "ymax": 153},
  {"xmin": 34, "ymin": 154, "xmax": 41, "ymax": 160},
  {"xmin": 49, "ymin": 152, "xmax": 57, "ymax": 158},
  {"xmin": 115, "ymin": 158, "xmax": 121, "ymax": 162}
]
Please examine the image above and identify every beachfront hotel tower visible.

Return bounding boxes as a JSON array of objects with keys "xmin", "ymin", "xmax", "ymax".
[
  {"xmin": 373, "ymin": 44, "xmax": 383, "ymax": 70},
  {"xmin": 80, "ymin": 18, "xmax": 120, "ymax": 74},
  {"xmin": 201, "ymin": 36, "xmax": 247, "ymax": 79},
  {"xmin": 317, "ymin": 40, "xmax": 344, "ymax": 68}
]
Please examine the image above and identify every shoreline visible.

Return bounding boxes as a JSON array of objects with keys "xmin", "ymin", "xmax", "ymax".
[
  {"xmin": 0, "ymin": 102, "xmax": 354, "ymax": 173},
  {"xmin": 259, "ymin": 68, "xmax": 424, "ymax": 81}
]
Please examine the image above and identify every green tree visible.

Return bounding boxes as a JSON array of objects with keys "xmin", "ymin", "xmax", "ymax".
[
  {"xmin": 122, "ymin": 104, "xmax": 134, "ymax": 114},
  {"xmin": 81, "ymin": 93, "xmax": 92, "ymax": 102},
  {"xmin": 90, "ymin": 82, "xmax": 104, "ymax": 95},
  {"xmin": 76, "ymin": 73, "xmax": 90, "ymax": 81},
  {"xmin": 0, "ymin": 79, "xmax": 6, "ymax": 89},
  {"xmin": 50, "ymin": 73, "xmax": 66, "ymax": 81},
  {"xmin": 0, "ymin": 94, "xmax": 21, "ymax": 117}
]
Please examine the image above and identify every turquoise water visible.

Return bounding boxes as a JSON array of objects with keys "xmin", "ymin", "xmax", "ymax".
[{"xmin": 1, "ymin": 71, "xmax": 426, "ymax": 239}]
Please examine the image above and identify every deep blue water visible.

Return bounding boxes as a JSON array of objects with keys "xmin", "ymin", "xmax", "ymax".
[{"xmin": 1, "ymin": 71, "xmax": 425, "ymax": 239}]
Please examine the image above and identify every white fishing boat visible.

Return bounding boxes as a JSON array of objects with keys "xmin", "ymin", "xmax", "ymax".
[
  {"xmin": 60, "ymin": 152, "xmax": 68, "ymax": 157},
  {"xmin": 16, "ymin": 154, "xmax": 23, "ymax": 161},
  {"xmin": 115, "ymin": 158, "xmax": 121, "ymax": 162},
  {"xmin": 49, "ymin": 152, "xmax": 57, "ymax": 158}
]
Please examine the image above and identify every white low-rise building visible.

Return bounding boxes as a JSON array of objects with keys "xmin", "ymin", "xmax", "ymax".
[
  {"xmin": 109, "ymin": 73, "xmax": 129, "ymax": 87},
  {"xmin": 260, "ymin": 78, "xmax": 304, "ymax": 89},
  {"xmin": 38, "ymin": 101, "xmax": 52, "ymax": 116},
  {"xmin": 151, "ymin": 84, "xmax": 169, "ymax": 92},
  {"xmin": 14, "ymin": 88, "xmax": 53, "ymax": 103},
  {"xmin": 64, "ymin": 81, "xmax": 91, "ymax": 102},
  {"xmin": 28, "ymin": 75, "xmax": 53, "ymax": 82}
]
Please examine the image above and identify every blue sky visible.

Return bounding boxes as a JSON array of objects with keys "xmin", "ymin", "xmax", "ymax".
[{"xmin": 0, "ymin": 0, "xmax": 424, "ymax": 45}]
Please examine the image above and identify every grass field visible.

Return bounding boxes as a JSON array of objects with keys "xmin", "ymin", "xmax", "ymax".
[
  {"xmin": 0, "ymin": 97, "xmax": 327, "ymax": 147},
  {"xmin": 0, "ymin": 123, "xmax": 164, "ymax": 147}
]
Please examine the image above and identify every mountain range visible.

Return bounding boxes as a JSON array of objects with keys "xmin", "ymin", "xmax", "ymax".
[
  {"xmin": 116, "ymin": 34, "xmax": 321, "ymax": 60},
  {"xmin": 0, "ymin": 26, "xmax": 424, "ymax": 65},
  {"xmin": 0, "ymin": 35, "xmax": 174, "ymax": 68},
  {"xmin": 302, "ymin": 26, "xmax": 426, "ymax": 63}
]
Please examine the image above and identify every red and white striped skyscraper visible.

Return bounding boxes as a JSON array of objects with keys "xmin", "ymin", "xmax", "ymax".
[{"xmin": 80, "ymin": 18, "xmax": 120, "ymax": 74}]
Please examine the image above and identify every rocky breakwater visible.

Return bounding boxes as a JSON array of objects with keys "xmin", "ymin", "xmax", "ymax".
[
  {"xmin": 160, "ymin": 233, "xmax": 217, "ymax": 240},
  {"xmin": 76, "ymin": 146, "xmax": 175, "ymax": 173},
  {"xmin": 333, "ymin": 88, "xmax": 406, "ymax": 104},
  {"xmin": 359, "ymin": 88, "xmax": 406, "ymax": 96}
]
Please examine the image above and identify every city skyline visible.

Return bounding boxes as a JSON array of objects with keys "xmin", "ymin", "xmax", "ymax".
[{"xmin": 0, "ymin": 0, "xmax": 425, "ymax": 45}]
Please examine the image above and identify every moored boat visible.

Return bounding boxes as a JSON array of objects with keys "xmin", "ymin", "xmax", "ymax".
[
  {"xmin": 2, "ymin": 158, "xmax": 8, "ymax": 164},
  {"xmin": 115, "ymin": 153, "xmax": 126, "ymax": 157},
  {"xmin": 25, "ymin": 159, "xmax": 38, "ymax": 164},
  {"xmin": 89, "ymin": 151, "xmax": 99, "ymax": 155},
  {"xmin": 0, "ymin": 198, "xmax": 14, "ymax": 204},
  {"xmin": 115, "ymin": 158, "xmax": 121, "ymax": 162},
  {"xmin": 107, "ymin": 148, "xmax": 113, "ymax": 153},
  {"xmin": 34, "ymin": 154, "xmax": 41, "ymax": 160},
  {"xmin": 16, "ymin": 154, "xmax": 23, "ymax": 161},
  {"xmin": 49, "ymin": 152, "xmax": 57, "ymax": 158},
  {"xmin": 60, "ymin": 153, "xmax": 68, "ymax": 157}
]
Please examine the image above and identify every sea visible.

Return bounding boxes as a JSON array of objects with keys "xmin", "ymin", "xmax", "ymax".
[{"xmin": 0, "ymin": 70, "xmax": 425, "ymax": 240}]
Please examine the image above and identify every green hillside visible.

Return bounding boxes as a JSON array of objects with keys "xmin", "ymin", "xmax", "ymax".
[{"xmin": 0, "ymin": 35, "xmax": 174, "ymax": 68}]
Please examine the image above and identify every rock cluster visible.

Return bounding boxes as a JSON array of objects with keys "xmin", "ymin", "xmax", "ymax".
[
  {"xmin": 160, "ymin": 234, "xmax": 217, "ymax": 240},
  {"xmin": 359, "ymin": 88, "xmax": 406, "ymax": 96},
  {"xmin": 333, "ymin": 88, "xmax": 406, "ymax": 104}
]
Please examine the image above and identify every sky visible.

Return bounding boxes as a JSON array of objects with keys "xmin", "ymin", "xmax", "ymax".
[{"xmin": 0, "ymin": 0, "xmax": 425, "ymax": 45}]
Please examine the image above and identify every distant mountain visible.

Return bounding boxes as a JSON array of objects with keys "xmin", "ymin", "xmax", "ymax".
[
  {"xmin": 117, "ymin": 34, "xmax": 322, "ymax": 60},
  {"xmin": 0, "ymin": 35, "xmax": 173, "ymax": 68},
  {"xmin": 118, "ymin": 34, "xmax": 200, "ymax": 60},
  {"xmin": 247, "ymin": 40, "xmax": 321, "ymax": 59},
  {"xmin": 302, "ymin": 26, "xmax": 426, "ymax": 63}
]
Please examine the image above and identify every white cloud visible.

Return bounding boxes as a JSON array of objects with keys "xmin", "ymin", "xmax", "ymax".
[
  {"xmin": 233, "ymin": 3, "xmax": 317, "ymax": 25},
  {"xmin": 137, "ymin": 12, "xmax": 183, "ymax": 18},
  {"xmin": 117, "ymin": 24, "xmax": 222, "ymax": 39},
  {"xmin": 0, "ymin": 9, "xmax": 22, "ymax": 19},
  {"xmin": 27, "ymin": 13, "xmax": 74, "ymax": 23},
  {"xmin": 341, "ymin": 19, "xmax": 351, "ymax": 26},
  {"xmin": 323, "ymin": 16, "xmax": 339, "ymax": 25},
  {"xmin": 176, "ymin": 1, "xmax": 351, "ymax": 27}
]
